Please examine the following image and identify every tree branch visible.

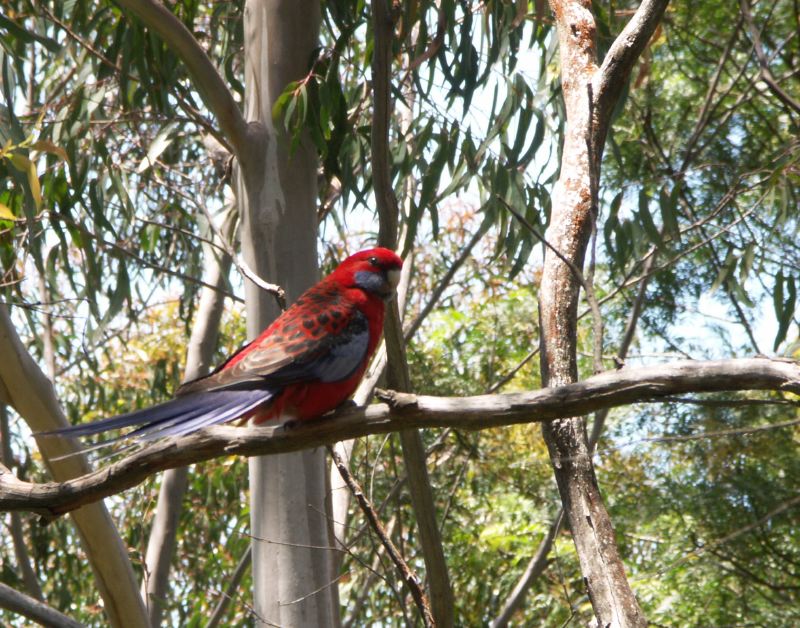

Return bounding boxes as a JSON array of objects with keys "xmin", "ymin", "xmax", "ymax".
[
  {"xmin": 371, "ymin": 0, "xmax": 400, "ymax": 249},
  {"xmin": 371, "ymin": 0, "xmax": 455, "ymax": 622},
  {"xmin": 592, "ymin": 0, "xmax": 671, "ymax": 142},
  {"xmin": 113, "ymin": 0, "xmax": 250, "ymax": 157},
  {"xmin": 1, "ymin": 404, "xmax": 44, "ymax": 601},
  {"xmin": 206, "ymin": 546, "xmax": 252, "ymax": 628},
  {"xmin": 0, "ymin": 305, "xmax": 149, "ymax": 628},
  {"xmin": 328, "ymin": 444, "xmax": 434, "ymax": 628},
  {"xmin": 542, "ymin": 2, "xmax": 670, "ymax": 624},
  {"xmin": 1, "ymin": 358, "xmax": 796, "ymax": 518},
  {"xmin": 0, "ymin": 582, "xmax": 83, "ymax": 628},
  {"xmin": 403, "ymin": 224, "xmax": 487, "ymax": 342},
  {"xmin": 141, "ymin": 232, "xmax": 232, "ymax": 626},
  {"xmin": 490, "ymin": 511, "xmax": 563, "ymax": 628},
  {"xmin": 739, "ymin": 0, "xmax": 800, "ymax": 115},
  {"xmin": 492, "ymin": 251, "xmax": 655, "ymax": 625}
]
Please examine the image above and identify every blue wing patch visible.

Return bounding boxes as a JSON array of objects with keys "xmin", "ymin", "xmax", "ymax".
[
  {"xmin": 261, "ymin": 310, "xmax": 370, "ymax": 385},
  {"xmin": 313, "ymin": 312, "xmax": 370, "ymax": 382}
]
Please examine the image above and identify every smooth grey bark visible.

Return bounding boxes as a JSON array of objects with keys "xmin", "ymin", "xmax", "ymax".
[
  {"xmin": 83, "ymin": 0, "xmax": 335, "ymax": 623},
  {"xmin": 239, "ymin": 1, "xmax": 337, "ymax": 626},
  {"xmin": 141, "ymin": 232, "xmax": 233, "ymax": 626}
]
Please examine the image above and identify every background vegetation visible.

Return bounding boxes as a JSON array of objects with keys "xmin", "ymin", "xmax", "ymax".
[{"xmin": 1, "ymin": 0, "xmax": 799, "ymax": 625}]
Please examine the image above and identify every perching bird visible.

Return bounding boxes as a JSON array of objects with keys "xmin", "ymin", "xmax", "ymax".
[{"xmin": 42, "ymin": 247, "xmax": 402, "ymax": 445}]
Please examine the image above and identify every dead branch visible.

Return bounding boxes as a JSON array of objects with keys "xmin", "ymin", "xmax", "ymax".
[
  {"xmin": 0, "ymin": 358, "xmax": 797, "ymax": 520},
  {"xmin": 328, "ymin": 445, "xmax": 435, "ymax": 627}
]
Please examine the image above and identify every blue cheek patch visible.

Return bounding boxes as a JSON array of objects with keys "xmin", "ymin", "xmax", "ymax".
[{"xmin": 354, "ymin": 270, "xmax": 387, "ymax": 295}]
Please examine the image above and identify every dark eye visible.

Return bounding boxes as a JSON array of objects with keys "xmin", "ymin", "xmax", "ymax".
[{"xmin": 369, "ymin": 256, "xmax": 379, "ymax": 266}]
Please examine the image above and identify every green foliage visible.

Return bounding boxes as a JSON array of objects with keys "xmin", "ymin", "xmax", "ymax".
[{"xmin": 1, "ymin": 0, "xmax": 800, "ymax": 626}]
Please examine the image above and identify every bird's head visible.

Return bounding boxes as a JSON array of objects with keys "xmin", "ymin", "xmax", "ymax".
[{"xmin": 334, "ymin": 247, "xmax": 403, "ymax": 300}]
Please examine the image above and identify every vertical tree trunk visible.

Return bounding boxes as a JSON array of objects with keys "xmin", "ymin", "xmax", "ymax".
[
  {"xmin": 538, "ymin": 1, "xmax": 668, "ymax": 626},
  {"xmin": 141, "ymin": 238, "xmax": 232, "ymax": 625},
  {"xmin": 371, "ymin": 3, "xmax": 454, "ymax": 621},
  {"xmin": 239, "ymin": 1, "xmax": 338, "ymax": 625}
]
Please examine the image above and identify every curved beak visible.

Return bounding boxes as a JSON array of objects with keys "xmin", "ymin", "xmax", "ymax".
[{"xmin": 386, "ymin": 268, "xmax": 401, "ymax": 290}]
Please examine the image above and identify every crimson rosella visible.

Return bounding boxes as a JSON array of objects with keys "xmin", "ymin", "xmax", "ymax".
[{"xmin": 43, "ymin": 247, "xmax": 402, "ymax": 444}]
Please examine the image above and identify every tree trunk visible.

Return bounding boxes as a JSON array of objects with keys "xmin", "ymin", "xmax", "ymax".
[
  {"xmin": 537, "ymin": 1, "xmax": 668, "ymax": 625},
  {"xmin": 371, "ymin": 1, "xmax": 454, "ymax": 619},
  {"xmin": 239, "ymin": 1, "xmax": 338, "ymax": 625},
  {"xmin": 141, "ymin": 237, "xmax": 231, "ymax": 625}
]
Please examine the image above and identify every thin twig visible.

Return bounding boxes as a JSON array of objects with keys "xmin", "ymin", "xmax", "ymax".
[
  {"xmin": 206, "ymin": 547, "xmax": 252, "ymax": 628},
  {"xmin": 498, "ymin": 195, "xmax": 605, "ymax": 370},
  {"xmin": 327, "ymin": 444, "xmax": 436, "ymax": 628},
  {"xmin": 490, "ymin": 511, "xmax": 563, "ymax": 628},
  {"xmin": 655, "ymin": 493, "xmax": 800, "ymax": 577},
  {"xmin": 403, "ymin": 224, "xmax": 488, "ymax": 342},
  {"xmin": 193, "ymin": 201, "xmax": 287, "ymax": 311},
  {"xmin": 406, "ymin": 0, "xmax": 446, "ymax": 72},
  {"xmin": 46, "ymin": 212, "xmax": 241, "ymax": 302},
  {"xmin": 486, "ymin": 347, "xmax": 539, "ymax": 394},
  {"xmin": 497, "ymin": 196, "xmax": 588, "ymax": 290},
  {"xmin": 606, "ymin": 415, "xmax": 800, "ymax": 452},
  {"xmin": 740, "ymin": 0, "xmax": 800, "ymax": 115}
]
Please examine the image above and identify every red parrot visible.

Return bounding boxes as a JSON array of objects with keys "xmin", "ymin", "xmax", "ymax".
[{"xmin": 43, "ymin": 247, "xmax": 402, "ymax": 444}]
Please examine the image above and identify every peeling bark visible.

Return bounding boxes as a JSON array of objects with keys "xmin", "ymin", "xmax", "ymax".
[{"xmin": 540, "ymin": 2, "xmax": 669, "ymax": 625}]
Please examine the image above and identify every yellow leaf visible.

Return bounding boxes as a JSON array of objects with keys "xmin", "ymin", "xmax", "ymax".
[
  {"xmin": 0, "ymin": 203, "xmax": 15, "ymax": 220},
  {"xmin": 8, "ymin": 153, "xmax": 30, "ymax": 173},
  {"xmin": 26, "ymin": 161, "xmax": 42, "ymax": 211},
  {"xmin": 31, "ymin": 139, "xmax": 69, "ymax": 163}
]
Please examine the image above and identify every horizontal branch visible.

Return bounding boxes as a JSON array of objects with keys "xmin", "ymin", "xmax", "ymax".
[{"xmin": 2, "ymin": 358, "xmax": 798, "ymax": 519}]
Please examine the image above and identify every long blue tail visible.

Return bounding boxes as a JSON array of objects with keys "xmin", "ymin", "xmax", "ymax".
[{"xmin": 39, "ymin": 389, "xmax": 274, "ymax": 444}]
